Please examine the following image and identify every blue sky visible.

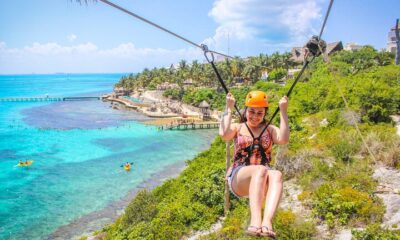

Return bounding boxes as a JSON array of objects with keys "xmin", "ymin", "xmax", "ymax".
[{"xmin": 0, "ymin": 0, "xmax": 399, "ymax": 74}]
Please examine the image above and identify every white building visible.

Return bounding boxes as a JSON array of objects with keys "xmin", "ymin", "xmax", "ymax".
[
  {"xmin": 260, "ymin": 70, "xmax": 268, "ymax": 80},
  {"xmin": 345, "ymin": 42, "xmax": 363, "ymax": 51},
  {"xmin": 387, "ymin": 25, "xmax": 399, "ymax": 54}
]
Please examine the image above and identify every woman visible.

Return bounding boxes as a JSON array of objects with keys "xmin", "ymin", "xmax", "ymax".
[{"xmin": 219, "ymin": 90, "xmax": 289, "ymax": 238}]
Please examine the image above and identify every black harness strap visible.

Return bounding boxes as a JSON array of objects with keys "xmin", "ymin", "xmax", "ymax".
[{"xmin": 243, "ymin": 123, "xmax": 270, "ymax": 166}]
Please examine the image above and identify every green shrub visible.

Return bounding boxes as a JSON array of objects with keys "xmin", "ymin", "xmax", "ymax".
[
  {"xmin": 121, "ymin": 190, "xmax": 158, "ymax": 228},
  {"xmin": 312, "ymin": 184, "xmax": 383, "ymax": 228},
  {"xmin": 268, "ymin": 68, "xmax": 287, "ymax": 81},
  {"xmin": 163, "ymin": 88, "xmax": 183, "ymax": 100},
  {"xmin": 352, "ymin": 224, "xmax": 400, "ymax": 240},
  {"xmin": 319, "ymin": 128, "xmax": 360, "ymax": 162},
  {"xmin": 273, "ymin": 210, "xmax": 315, "ymax": 240}
]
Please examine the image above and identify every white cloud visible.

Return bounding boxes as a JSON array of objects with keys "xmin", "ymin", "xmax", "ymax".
[
  {"xmin": 22, "ymin": 42, "xmax": 98, "ymax": 55},
  {"xmin": 67, "ymin": 34, "xmax": 77, "ymax": 42},
  {"xmin": 206, "ymin": 0, "xmax": 323, "ymax": 54},
  {"xmin": 0, "ymin": 41, "xmax": 203, "ymax": 74}
]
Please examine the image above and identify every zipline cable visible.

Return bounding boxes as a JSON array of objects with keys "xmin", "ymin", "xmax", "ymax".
[
  {"xmin": 98, "ymin": 0, "xmax": 233, "ymax": 59},
  {"xmin": 318, "ymin": 0, "xmax": 334, "ymax": 40}
]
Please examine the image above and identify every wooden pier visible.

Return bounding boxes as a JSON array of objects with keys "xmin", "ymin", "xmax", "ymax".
[
  {"xmin": 0, "ymin": 96, "xmax": 100, "ymax": 102},
  {"xmin": 158, "ymin": 122, "xmax": 219, "ymax": 131},
  {"xmin": 102, "ymin": 97, "xmax": 151, "ymax": 110}
]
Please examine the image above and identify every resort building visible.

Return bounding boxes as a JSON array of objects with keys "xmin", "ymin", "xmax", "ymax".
[
  {"xmin": 387, "ymin": 24, "xmax": 400, "ymax": 54},
  {"xmin": 291, "ymin": 47, "xmax": 306, "ymax": 63},
  {"xmin": 326, "ymin": 42, "xmax": 343, "ymax": 55},
  {"xmin": 169, "ymin": 63, "xmax": 180, "ymax": 71}
]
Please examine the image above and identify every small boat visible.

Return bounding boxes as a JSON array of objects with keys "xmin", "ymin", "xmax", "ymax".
[
  {"xmin": 124, "ymin": 164, "xmax": 131, "ymax": 171},
  {"xmin": 17, "ymin": 160, "xmax": 34, "ymax": 167},
  {"xmin": 121, "ymin": 162, "xmax": 134, "ymax": 172}
]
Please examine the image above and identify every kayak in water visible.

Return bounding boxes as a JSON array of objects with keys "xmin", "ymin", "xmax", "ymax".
[
  {"xmin": 16, "ymin": 160, "xmax": 34, "ymax": 167},
  {"xmin": 121, "ymin": 162, "xmax": 133, "ymax": 171},
  {"xmin": 124, "ymin": 164, "xmax": 131, "ymax": 171}
]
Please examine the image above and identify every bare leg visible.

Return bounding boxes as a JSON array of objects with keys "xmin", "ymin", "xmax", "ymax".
[
  {"xmin": 261, "ymin": 170, "xmax": 283, "ymax": 236},
  {"xmin": 231, "ymin": 165, "xmax": 269, "ymax": 231},
  {"xmin": 248, "ymin": 166, "xmax": 268, "ymax": 227}
]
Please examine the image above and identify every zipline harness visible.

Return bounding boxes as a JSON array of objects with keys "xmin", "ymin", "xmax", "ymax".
[{"xmin": 242, "ymin": 122, "xmax": 271, "ymax": 166}]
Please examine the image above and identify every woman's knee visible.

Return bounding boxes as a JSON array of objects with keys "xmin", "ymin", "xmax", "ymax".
[
  {"xmin": 252, "ymin": 165, "xmax": 268, "ymax": 178},
  {"xmin": 269, "ymin": 170, "xmax": 283, "ymax": 182}
]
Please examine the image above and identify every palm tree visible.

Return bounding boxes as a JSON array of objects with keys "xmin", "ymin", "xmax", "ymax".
[
  {"xmin": 282, "ymin": 52, "xmax": 295, "ymax": 71},
  {"xmin": 270, "ymin": 52, "xmax": 283, "ymax": 69},
  {"xmin": 202, "ymin": 64, "xmax": 216, "ymax": 87},
  {"xmin": 177, "ymin": 60, "xmax": 189, "ymax": 88},
  {"xmin": 242, "ymin": 63, "xmax": 261, "ymax": 84},
  {"xmin": 190, "ymin": 60, "xmax": 202, "ymax": 85},
  {"xmin": 231, "ymin": 57, "xmax": 244, "ymax": 79}
]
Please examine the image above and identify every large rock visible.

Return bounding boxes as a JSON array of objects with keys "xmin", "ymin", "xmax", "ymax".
[
  {"xmin": 390, "ymin": 115, "xmax": 400, "ymax": 136},
  {"xmin": 373, "ymin": 166, "xmax": 400, "ymax": 230}
]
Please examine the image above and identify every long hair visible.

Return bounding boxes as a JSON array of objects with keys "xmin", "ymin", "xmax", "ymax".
[{"xmin": 240, "ymin": 107, "xmax": 269, "ymax": 124}]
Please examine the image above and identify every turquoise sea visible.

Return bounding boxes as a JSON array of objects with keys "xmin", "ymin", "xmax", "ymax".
[{"xmin": 0, "ymin": 74, "xmax": 217, "ymax": 239}]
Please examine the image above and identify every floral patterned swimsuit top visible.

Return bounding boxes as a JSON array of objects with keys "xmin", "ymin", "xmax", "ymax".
[{"xmin": 232, "ymin": 122, "xmax": 273, "ymax": 170}]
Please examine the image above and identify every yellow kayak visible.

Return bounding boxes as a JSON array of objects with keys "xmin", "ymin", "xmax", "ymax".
[
  {"xmin": 17, "ymin": 160, "xmax": 34, "ymax": 167},
  {"xmin": 124, "ymin": 164, "xmax": 131, "ymax": 171}
]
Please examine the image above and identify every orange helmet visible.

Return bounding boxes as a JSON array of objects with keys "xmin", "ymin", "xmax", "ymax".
[{"xmin": 245, "ymin": 90, "xmax": 269, "ymax": 107}]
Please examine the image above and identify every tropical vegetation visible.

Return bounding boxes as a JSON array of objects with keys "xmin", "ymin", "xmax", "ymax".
[{"xmin": 115, "ymin": 52, "xmax": 296, "ymax": 92}]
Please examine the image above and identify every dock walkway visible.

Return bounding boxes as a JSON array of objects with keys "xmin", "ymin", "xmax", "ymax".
[
  {"xmin": 0, "ymin": 96, "xmax": 100, "ymax": 102},
  {"xmin": 158, "ymin": 122, "xmax": 219, "ymax": 131}
]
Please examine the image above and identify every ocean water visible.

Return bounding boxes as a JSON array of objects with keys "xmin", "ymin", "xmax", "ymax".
[{"xmin": 0, "ymin": 74, "xmax": 217, "ymax": 239}]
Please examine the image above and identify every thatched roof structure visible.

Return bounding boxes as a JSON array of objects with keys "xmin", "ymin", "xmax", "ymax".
[{"xmin": 198, "ymin": 100, "xmax": 210, "ymax": 108}]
